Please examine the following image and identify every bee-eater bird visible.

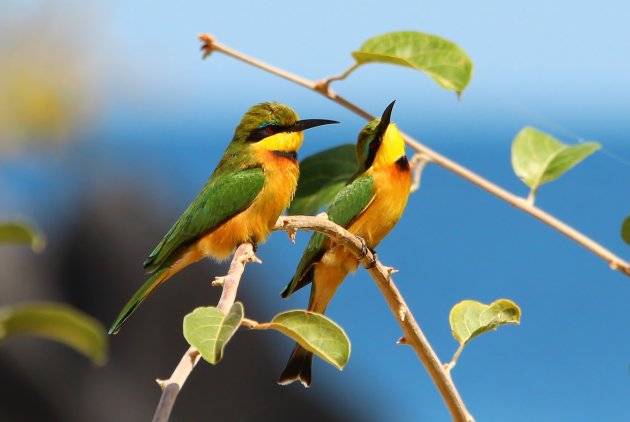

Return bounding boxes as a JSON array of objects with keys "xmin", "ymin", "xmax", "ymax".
[
  {"xmin": 278, "ymin": 101, "xmax": 411, "ymax": 387},
  {"xmin": 109, "ymin": 102, "xmax": 337, "ymax": 335}
]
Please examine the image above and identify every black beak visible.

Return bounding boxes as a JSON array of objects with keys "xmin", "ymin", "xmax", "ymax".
[
  {"xmin": 289, "ymin": 119, "xmax": 339, "ymax": 132},
  {"xmin": 375, "ymin": 100, "xmax": 395, "ymax": 139}
]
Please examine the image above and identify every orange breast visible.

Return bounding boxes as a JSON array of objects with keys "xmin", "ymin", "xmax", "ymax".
[
  {"xmin": 348, "ymin": 161, "xmax": 411, "ymax": 248},
  {"xmin": 196, "ymin": 151, "xmax": 299, "ymax": 260},
  {"xmin": 309, "ymin": 160, "xmax": 411, "ymax": 312}
]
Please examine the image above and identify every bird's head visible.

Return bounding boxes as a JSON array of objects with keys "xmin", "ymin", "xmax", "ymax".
[
  {"xmin": 234, "ymin": 102, "xmax": 337, "ymax": 153},
  {"xmin": 356, "ymin": 100, "xmax": 407, "ymax": 171}
]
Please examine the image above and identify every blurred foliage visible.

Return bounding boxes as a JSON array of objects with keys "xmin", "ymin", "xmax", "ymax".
[
  {"xmin": 0, "ymin": 302, "xmax": 108, "ymax": 365},
  {"xmin": 0, "ymin": 8, "xmax": 100, "ymax": 153},
  {"xmin": 289, "ymin": 144, "xmax": 358, "ymax": 216},
  {"xmin": 0, "ymin": 220, "xmax": 46, "ymax": 252}
]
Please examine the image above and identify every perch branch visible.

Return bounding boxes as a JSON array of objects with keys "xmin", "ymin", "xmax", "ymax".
[
  {"xmin": 274, "ymin": 215, "xmax": 474, "ymax": 422},
  {"xmin": 198, "ymin": 33, "xmax": 630, "ymax": 278},
  {"xmin": 152, "ymin": 243, "xmax": 259, "ymax": 422}
]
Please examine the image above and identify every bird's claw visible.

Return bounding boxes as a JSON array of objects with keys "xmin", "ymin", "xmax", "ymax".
[{"xmin": 356, "ymin": 238, "xmax": 378, "ymax": 269}]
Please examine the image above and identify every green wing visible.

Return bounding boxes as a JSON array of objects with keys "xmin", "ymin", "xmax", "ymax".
[
  {"xmin": 281, "ymin": 174, "xmax": 375, "ymax": 298},
  {"xmin": 143, "ymin": 167, "xmax": 265, "ymax": 273}
]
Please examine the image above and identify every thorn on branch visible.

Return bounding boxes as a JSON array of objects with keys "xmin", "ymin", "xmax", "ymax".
[
  {"xmin": 316, "ymin": 212, "xmax": 329, "ymax": 220},
  {"xmin": 156, "ymin": 378, "xmax": 169, "ymax": 390},
  {"xmin": 383, "ymin": 266, "xmax": 399, "ymax": 279},
  {"xmin": 240, "ymin": 248, "xmax": 262, "ymax": 265},
  {"xmin": 397, "ymin": 336, "xmax": 407, "ymax": 345},
  {"xmin": 212, "ymin": 276, "xmax": 225, "ymax": 287}
]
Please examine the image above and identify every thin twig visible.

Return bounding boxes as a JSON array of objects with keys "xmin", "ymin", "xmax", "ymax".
[
  {"xmin": 314, "ymin": 62, "xmax": 361, "ymax": 93},
  {"xmin": 273, "ymin": 216, "xmax": 474, "ymax": 422},
  {"xmin": 409, "ymin": 153, "xmax": 430, "ymax": 193},
  {"xmin": 198, "ymin": 33, "xmax": 630, "ymax": 278},
  {"xmin": 152, "ymin": 243, "xmax": 259, "ymax": 422}
]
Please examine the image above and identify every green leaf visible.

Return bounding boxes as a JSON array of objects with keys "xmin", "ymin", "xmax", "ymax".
[
  {"xmin": 254, "ymin": 310, "xmax": 350, "ymax": 370},
  {"xmin": 352, "ymin": 31, "xmax": 473, "ymax": 95},
  {"xmin": 621, "ymin": 215, "xmax": 630, "ymax": 246},
  {"xmin": 289, "ymin": 144, "xmax": 358, "ymax": 216},
  {"xmin": 0, "ymin": 221, "xmax": 46, "ymax": 252},
  {"xmin": 0, "ymin": 303, "xmax": 108, "ymax": 365},
  {"xmin": 183, "ymin": 302, "xmax": 244, "ymax": 365},
  {"xmin": 511, "ymin": 127, "xmax": 600, "ymax": 202},
  {"xmin": 449, "ymin": 299, "xmax": 521, "ymax": 346}
]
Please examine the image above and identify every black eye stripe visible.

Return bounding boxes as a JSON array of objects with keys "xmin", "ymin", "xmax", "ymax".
[{"xmin": 247, "ymin": 124, "xmax": 290, "ymax": 142}]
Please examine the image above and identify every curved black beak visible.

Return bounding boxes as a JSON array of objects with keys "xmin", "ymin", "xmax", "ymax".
[
  {"xmin": 289, "ymin": 119, "xmax": 339, "ymax": 132},
  {"xmin": 376, "ymin": 100, "xmax": 396, "ymax": 139}
]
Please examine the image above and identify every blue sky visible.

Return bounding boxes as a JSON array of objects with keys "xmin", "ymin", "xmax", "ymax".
[{"xmin": 3, "ymin": 1, "xmax": 630, "ymax": 421}]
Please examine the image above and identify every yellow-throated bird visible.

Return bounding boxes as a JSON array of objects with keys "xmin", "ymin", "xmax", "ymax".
[
  {"xmin": 278, "ymin": 101, "xmax": 411, "ymax": 386},
  {"xmin": 109, "ymin": 102, "xmax": 337, "ymax": 334}
]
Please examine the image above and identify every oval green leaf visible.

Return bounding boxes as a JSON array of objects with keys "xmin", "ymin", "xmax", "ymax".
[
  {"xmin": 511, "ymin": 127, "xmax": 600, "ymax": 201},
  {"xmin": 183, "ymin": 302, "xmax": 244, "ymax": 365},
  {"xmin": 352, "ymin": 31, "xmax": 473, "ymax": 95},
  {"xmin": 0, "ymin": 303, "xmax": 108, "ymax": 365},
  {"xmin": 255, "ymin": 310, "xmax": 350, "ymax": 370},
  {"xmin": 621, "ymin": 215, "xmax": 630, "ymax": 246},
  {"xmin": 449, "ymin": 299, "xmax": 521, "ymax": 346},
  {"xmin": 289, "ymin": 144, "xmax": 358, "ymax": 216},
  {"xmin": 0, "ymin": 221, "xmax": 46, "ymax": 252}
]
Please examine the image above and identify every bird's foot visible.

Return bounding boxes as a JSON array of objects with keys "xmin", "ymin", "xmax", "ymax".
[
  {"xmin": 365, "ymin": 251, "xmax": 378, "ymax": 269},
  {"xmin": 356, "ymin": 237, "xmax": 378, "ymax": 269}
]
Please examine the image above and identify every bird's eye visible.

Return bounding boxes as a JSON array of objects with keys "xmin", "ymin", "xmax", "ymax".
[{"xmin": 265, "ymin": 125, "xmax": 276, "ymax": 134}]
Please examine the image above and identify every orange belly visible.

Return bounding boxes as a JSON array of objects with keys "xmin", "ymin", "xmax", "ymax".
[
  {"xmin": 309, "ymin": 162, "xmax": 411, "ymax": 313},
  {"xmin": 196, "ymin": 151, "xmax": 299, "ymax": 260}
]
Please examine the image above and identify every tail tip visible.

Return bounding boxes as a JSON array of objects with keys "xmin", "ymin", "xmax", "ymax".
[
  {"xmin": 277, "ymin": 373, "xmax": 311, "ymax": 388},
  {"xmin": 278, "ymin": 346, "xmax": 313, "ymax": 387}
]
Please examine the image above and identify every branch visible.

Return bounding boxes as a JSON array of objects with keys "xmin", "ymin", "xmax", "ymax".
[
  {"xmin": 273, "ymin": 216, "xmax": 474, "ymax": 422},
  {"xmin": 198, "ymin": 33, "xmax": 630, "ymax": 279},
  {"xmin": 152, "ymin": 243, "xmax": 259, "ymax": 422}
]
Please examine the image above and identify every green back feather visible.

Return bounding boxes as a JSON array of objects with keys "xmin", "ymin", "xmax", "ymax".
[
  {"xmin": 144, "ymin": 102, "xmax": 298, "ymax": 273},
  {"xmin": 282, "ymin": 174, "xmax": 375, "ymax": 297}
]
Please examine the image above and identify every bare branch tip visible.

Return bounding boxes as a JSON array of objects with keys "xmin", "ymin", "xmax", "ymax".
[{"xmin": 198, "ymin": 33, "xmax": 216, "ymax": 59}]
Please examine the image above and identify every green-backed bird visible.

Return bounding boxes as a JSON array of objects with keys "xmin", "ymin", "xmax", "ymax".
[
  {"xmin": 109, "ymin": 102, "xmax": 337, "ymax": 334},
  {"xmin": 278, "ymin": 101, "xmax": 411, "ymax": 387}
]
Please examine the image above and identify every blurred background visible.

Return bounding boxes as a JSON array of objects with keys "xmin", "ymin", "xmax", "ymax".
[{"xmin": 1, "ymin": 1, "xmax": 630, "ymax": 421}]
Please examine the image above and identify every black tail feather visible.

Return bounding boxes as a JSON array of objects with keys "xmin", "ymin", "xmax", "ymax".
[{"xmin": 278, "ymin": 344, "xmax": 313, "ymax": 387}]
